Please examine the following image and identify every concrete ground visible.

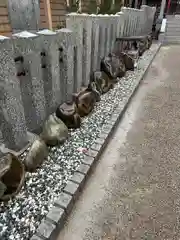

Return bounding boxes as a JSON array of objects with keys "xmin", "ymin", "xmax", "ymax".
[{"xmin": 57, "ymin": 45, "xmax": 180, "ymax": 240}]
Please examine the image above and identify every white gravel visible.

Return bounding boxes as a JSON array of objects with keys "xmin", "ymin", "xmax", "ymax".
[{"xmin": 0, "ymin": 43, "xmax": 160, "ymax": 240}]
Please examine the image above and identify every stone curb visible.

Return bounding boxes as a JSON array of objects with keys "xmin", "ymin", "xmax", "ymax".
[{"xmin": 30, "ymin": 44, "xmax": 161, "ymax": 240}]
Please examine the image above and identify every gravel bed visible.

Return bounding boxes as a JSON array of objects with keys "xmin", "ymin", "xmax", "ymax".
[{"xmin": 0, "ymin": 43, "xmax": 160, "ymax": 240}]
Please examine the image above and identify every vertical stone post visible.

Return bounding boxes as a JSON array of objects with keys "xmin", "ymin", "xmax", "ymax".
[
  {"xmin": 12, "ymin": 31, "xmax": 46, "ymax": 133},
  {"xmin": 136, "ymin": 9, "xmax": 144, "ymax": 36},
  {"xmin": 140, "ymin": 5, "xmax": 146, "ymax": 35},
  {"xmin": 0, "ymin": 36, "xmax": 28, "ymax": 151},
  {"xmin": 66, "ymin": 13, "xmax": 83, "ymax": 92},
  {"xmin": 37, "ymin": 29, "xmax": 61, "ymax": 115},
  {"xmin": 104, "ymin": 14, "xmax": 112, "ymax": 56},
  {"xmin": 66, "ymin": 13, "xmax": 92, "ymax": 87},
  {"xmin": 56, "ymin": 29, "xmax": 75, "ymax": 102},
  {"xmin": 91, "ymin": 14, "xmax": 100, "ymax": 71},
  {"xmin": 115, "ymin": 12, "xmax": 124, "ymax": 37},
  {"xmin": 116, "ymin": 12, "xmax": 125, "ymax": 37},
  {"xmin": 109, "ymin": 15, "xmax": 117, "ymax": 53},
  {"xmin": 141, "ymin": 5, "xmax": 148, "ymax": 35},
  {"xmin": 121, "ymin": 7, "xmax": 130, "ymax": 36}
]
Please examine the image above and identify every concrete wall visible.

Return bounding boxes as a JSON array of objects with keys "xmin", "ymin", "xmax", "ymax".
[{"xmin": 0, "ymin": 5, "xmax": 156, "ymax": 152}]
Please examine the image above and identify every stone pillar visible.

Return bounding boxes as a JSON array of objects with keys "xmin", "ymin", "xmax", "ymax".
[
  {"xmin": 136, "ymin": 9, "xmax": 144, "ymax": 35},
  {"xmin": 66, "ymin": 13, "xmax": 92, "ymax": 87},
  {"xmin": 116, "ymin": 12, "xmax": 125, "ymax": 37},
  {"xmin": 37, "ymin": 29, "xmax": 61, "ymax": 116},
  {"xmin": 109, "ymin": 15, "xmax": 117, "ymax": 53},
  {"xmin": 0, "ymin": 36, "xmax": 28, "ymax": 151},
  {"xmin": 56, "ymin": 28, "xmax": 75, "ymax": 102},
  {"xmin": 103, "ymin": 14, "xmax": 112, "ymax": 56},
  {"xmin": 140, "ymin": 5, "xmax": 147, "ymax": 35},
  {"xmin": 12, "ymin": 31, "xmax": 46, "ymax": 133},
  {"xmin": 121, "ymin": 7, "xmax": 130, "ymax": 36},
  {"xmin": 66, "ymin": 13, "xmax": 83, "ymax": 92},
  {"xmin": 115, "ymin": 12, "xmax": 124, "ymax": 37},
  {"xmin": 98, "ymin": 15, "xmax": 107, "ymax": 66},
  {"xmin": 91, "ymin": 14, "xmax": 100, "ymax": 71}
]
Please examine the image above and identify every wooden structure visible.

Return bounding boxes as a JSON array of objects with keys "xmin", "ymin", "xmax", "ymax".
[
  {"xmin": 40, "ymin": 0, "xmax": 67, "ymax": 30},
  {"xmin": 0, "ymin": 0, "xmax": 12, "ymax": 36}
]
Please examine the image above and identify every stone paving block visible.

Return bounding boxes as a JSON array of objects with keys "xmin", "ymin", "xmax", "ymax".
[
  {"xmin": 91, "ymin": 142, "xmax": 102, "ymax": 152},
  {"xmin": 54, "ymin": 192, "xmax": 73, "ymax": 212},
  {"xmin": 76, "ymin": 163, "xmax": 91, "ymax": 176},
  {"xmin": 70, "ymin": 172, "xmax": 85, "ymax": 187},
  {"xmin": 110, "ymin": 114, "xmax": 119, "ymax": 125},
  {"xmin": 30, "ymin": 235, "xmax": 43, "ymax": 240},
  {"xmin": 102, "ymin": 124, "xmax": 114, "ymax": 135},
  {"xmin": 94, "ymin": 137, "xmax": 105, "ymax": 146},
  {"xmin": 63, "ymin": 180, "xmax": 79, "ymax": 197},
  {"xmin": 99, "ymin": 132, "xmax": 109, "ymax": 141},
  {"xmin": 46, "ymin": 205, "xmax": 66, "ymax": 225},
  {"xmin": 85, "ymin": 149, "xmax": 99, "ymax": 159},
  {"xmin": 37, "ymin": 219, "xmax": 56, "ymax": 239},
  {"xmin": 82, "ymin": 155, "xmax": 94, "ymax": 166}
]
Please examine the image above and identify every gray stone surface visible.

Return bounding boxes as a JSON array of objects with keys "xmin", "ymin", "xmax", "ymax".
[
  {"xmin": 67, "ymin": 14, "xmax": 92, "ymax": 86},
  {"xmin": 56, "ymin": 45, "xmax": 180, "ymax": 240},
  {"xmin": 56, "ymin": 29, "xmax": 75, "ymax": 102},
  {"xmin": 47, "ymin": 205, "xmax": 65, "ymax": 224},
  {"xmin": 30, "ymin": 235, "xmax": 43, "ymax": 240},
  {"xmin": 91, "ymin": 142, "xmax": 102, "ymax": 152},
  {"xmin": 121, "ymin": 7, "xmax": 130, "ymax": 36},
  {"xmin": 12, "ymin": 31, "xmax": 46, "ymax": 133},
  {"xmin": 82, "ymin": 155, "xmax": 94, "ymax": 166},
  {"xmin": 37, "ymin": 30, "xmax": 61, "ymax": 115},
  {"xmin": 54, "ymin": 192, "xmax": 73, "ymax": 210},
  {"xmin": 37, "ymin": 219, "xmax": 55, "ymax": 239},
  {"xmin": 70, "ymin": 172, "xmax": 85, "ymax": 185},
  {"xmin": 7, "ymin": 0, "xmax": 40, "ymax": 32},
  {"xmin": 63, "ymin": 180, "xmax": 79, "ymax": 197},
  {"xmin": 76, "ymin": 163, "xmax": 91, "ymax": 175},
  {"xmin": 85, "ymin": 149, "xmax": 98, "ymax": 159},
  {"xmin": 91, "ymin": 15, "xmax": 100, "ymax": 71},
  {"xmin": 98, "ymin": 15, "xmax": 107, "ymax": 66},
  {"xmin": 102, "ymin": 124, "xmax": 113, "ymax": 135},
  {"xmin": 66, "ymin": 14, "xmax": 83, "ymax": 92},
  {"xmin": 0, "ymin": 37, "xmax": 28, "ymax": 151}
]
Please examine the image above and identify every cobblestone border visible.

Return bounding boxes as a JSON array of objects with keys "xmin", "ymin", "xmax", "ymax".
[{"xmin": 30, "ymin": 44, "xmax": 161, "ymax": 240}]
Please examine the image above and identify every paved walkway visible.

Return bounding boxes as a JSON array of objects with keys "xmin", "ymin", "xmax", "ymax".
[{"xmin": 57, "ymin": 46, "xmax": 180, "ymax": 240}]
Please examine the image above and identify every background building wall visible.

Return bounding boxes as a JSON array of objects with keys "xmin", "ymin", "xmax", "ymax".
[
  {"xmin": 50, "ymin": 0, "xmax": 67, "ymax": 29},
  {"xmin": 0, "ymin": 0, "xmax": 12, "ymax": 36}
]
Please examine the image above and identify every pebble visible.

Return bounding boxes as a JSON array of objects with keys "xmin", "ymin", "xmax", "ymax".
[{"xmin": 0, "ymin": 43, "xmax": 160, "ymax": 240}]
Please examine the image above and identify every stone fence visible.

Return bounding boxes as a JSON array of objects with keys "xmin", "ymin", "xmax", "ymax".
[{"xmin": 0, "ymin": 5, "xmax": 156, "ymax": 152}]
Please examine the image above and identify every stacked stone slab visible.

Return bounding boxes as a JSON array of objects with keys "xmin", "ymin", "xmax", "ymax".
[{"xmin": 0, "ymin": 5, "xmax": 156, "ymax": 152}]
